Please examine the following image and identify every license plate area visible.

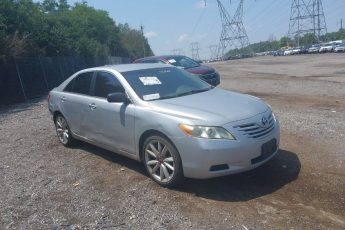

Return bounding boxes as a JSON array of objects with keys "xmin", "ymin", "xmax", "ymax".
[
  {"xmin": 262, "ymin": 139, "xmax": 277, "ymax": 158},
  {"xmin": 251, "ymin": 139, "xmax": 277, "ymax": 165}
]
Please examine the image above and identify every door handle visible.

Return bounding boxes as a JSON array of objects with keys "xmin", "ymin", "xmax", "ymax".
[
  {"xmin": 89, "ymin": 103, "xmax": 97, "ymax": 110},
  {"xmin": 60, "ymin": 96, "xmax": 66, "ymax": 102}
]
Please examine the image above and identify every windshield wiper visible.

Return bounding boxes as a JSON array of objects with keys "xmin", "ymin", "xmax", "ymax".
[
  {"xmin": 175, "ymin": 87, "xmax": 213, "ymax": 97},
  {"xmin": 151, "ymin": 87, "xmax": 213, "ymax": 101}
]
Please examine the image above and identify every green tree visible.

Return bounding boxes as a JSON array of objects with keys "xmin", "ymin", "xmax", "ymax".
[
  {"xmin": 41, "ymin": 0, "xmax": 58, "ymax": 13},
  {"xmin": 298, "ymin": 33, "xmax": 318, "ymax": 46},
  {"xmin": 279, "ymin": 36, "xmax": 290, "ymax": 47},
  {"xmin": 0, "ymin": 0, "xmax": 154, "ymax": 59},
  {"xmin": 119, "ymin": 23, "xmax": 154, "ymax": 60},
  {"xmin": 57, "ymin": 0, "xmax": 69, "ymax": 11}
]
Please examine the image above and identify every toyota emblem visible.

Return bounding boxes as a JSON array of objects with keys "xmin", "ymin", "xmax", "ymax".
[{"xmin": 261, "ymin": 117, "xmax": 269, "ymax": 128}]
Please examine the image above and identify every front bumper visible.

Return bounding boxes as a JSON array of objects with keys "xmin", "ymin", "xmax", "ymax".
[
  {"xmin": 200, "ymin": 72, "xmax": 220, "ymax": 86},
  {"xmin": 172, "ymin": 111, "xmax": 280, "ymax": 179}
]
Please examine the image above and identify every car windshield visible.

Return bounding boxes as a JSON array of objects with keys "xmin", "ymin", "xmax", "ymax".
[
  {"xmin": 165, "ymin": 56, "xmax": 200, "ymax": 69},
  {"xmin": 121, "ymin": 67, "xmax": 212, "ymax": 101}
]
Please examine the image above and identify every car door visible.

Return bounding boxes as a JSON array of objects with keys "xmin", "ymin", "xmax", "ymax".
[
  {"xmin": 85, "ymin": 71, "xmax": 136, "ymax": 155},
  {"xmin": 59, "ymin": 71, "xmax": 94, "ymax": 137}
]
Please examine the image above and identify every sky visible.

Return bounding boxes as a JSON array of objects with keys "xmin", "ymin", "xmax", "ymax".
[{"xmin": 63, "ymin": 0, "xmax": 345, "ymax": 59}]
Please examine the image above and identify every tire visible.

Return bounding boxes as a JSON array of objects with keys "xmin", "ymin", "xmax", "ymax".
[
  {"xmin": 54, "ymin": 114, "xmax": 74, "ymax": 147},
  {"xmin": 143, "ymin": 135, "xmax": 183, "ymax": 187}
]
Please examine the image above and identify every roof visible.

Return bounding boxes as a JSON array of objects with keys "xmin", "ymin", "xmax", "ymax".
[
  {"xmin": 135, "ymin": 55, "xmax": 185, "ymax": 62},
  {"xmin": 83, "ymin": 63, "xmax": 170, "ymax": 73}
]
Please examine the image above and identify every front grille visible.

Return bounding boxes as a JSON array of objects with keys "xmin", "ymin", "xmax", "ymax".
[{"xmin": 234, "ymin": 113, "xmax": 275, "ymax": 139}]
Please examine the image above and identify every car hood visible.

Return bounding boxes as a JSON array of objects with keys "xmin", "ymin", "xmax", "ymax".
[
  {"xmin": 185, "ymin": 65, "xmax": 215, "ymax": 75},
  {"xmin": 148, "ymin": 88, "xmax": 269, "ymax": 125}
]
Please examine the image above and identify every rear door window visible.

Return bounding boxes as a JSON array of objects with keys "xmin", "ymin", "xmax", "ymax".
[{"xmin": 68, "ymin": 72, "xmax": 93, "ymax": 95}]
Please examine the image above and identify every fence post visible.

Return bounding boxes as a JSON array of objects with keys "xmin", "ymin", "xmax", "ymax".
[
  {"xmin": 39, "ymin": 57, "xmax": 50, "ymax": 91},
  {"xmin": 14, "ymin": 59, "xmax": 27, "ymax": 101}
]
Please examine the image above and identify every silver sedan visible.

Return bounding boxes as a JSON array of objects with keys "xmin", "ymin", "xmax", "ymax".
[{"xmin": 48, "ymin": 64, "xmax": 280, "ymax": 187}]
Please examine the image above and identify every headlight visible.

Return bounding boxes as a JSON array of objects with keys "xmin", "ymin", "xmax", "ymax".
[{"xmin": 179, "ymin": 124, "xmax": 236, "ymax": 140}]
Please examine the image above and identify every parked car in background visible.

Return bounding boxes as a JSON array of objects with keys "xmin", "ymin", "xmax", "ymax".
[
  {"xmin": 272, "ymin": 50, "xmax": 284, "ymax": 56},
  {"xmin": 48, "ymin": 64, "xmax": 280, "ymax": 187},
  {"xmin": 308, "ymin": 44, "xmax": 320, "ymax": 53},
  {"xmin": 291, "ymin": 47, "xmax": 302, "ymax": 55},
  {"xmin": 284, "ymin": 48, "xmax": 293, "ymax": 55},
  {"xmin": 300, "ymin": 46, "xmax": 309, "ymax": 54},
  {"xmin": 134, "ymin": 55, "xmax": 220, "ymax": 86},
  {"xmin": 334, "ymin": 43, "xmax": 345, "ymax": 53},
  {"xmin": 319, "ymin": 43, "xmax": 336, "ymax": 53}
]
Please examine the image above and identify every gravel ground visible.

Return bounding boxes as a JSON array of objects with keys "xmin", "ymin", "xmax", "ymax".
[{"xmin": 1, "ymin": 53, "xmax": 344, "ymax": 229}]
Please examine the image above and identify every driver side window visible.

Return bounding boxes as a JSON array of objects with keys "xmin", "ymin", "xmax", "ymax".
[{"xmin": 93, "ymin": 72, "xmax": 125, "ymax": 98}]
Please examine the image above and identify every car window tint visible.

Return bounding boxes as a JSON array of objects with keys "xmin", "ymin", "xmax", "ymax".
[
  {"xmin": 142, "ymin": 59, "xmax": 158, "ymax": 63},
  {"xmin": 64, "ymin": 79, "xmax": 75, "ymax": 92},
  {"xmin": 94, "ymin": 72, "xmax": 124, "ymax": 98},
  {"xmin": 73, "ymin": 72, "xmax": 93, "ymax": 95}
]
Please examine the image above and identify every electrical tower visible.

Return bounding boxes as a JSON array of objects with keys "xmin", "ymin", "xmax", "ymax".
[
  {"xmin": 216, "ymin": 0, "xmax": 250, "ymax": 60},
  {"xmin": 190, "ymin": 42, "xmax": 201, "ymax": 60},
  {"xmin": 209, "ymin": 45, "xmax": 218, "ymax": 61},
  {"xmin": 172, "ymin": 49, "xmax": 184, "ymax": 55},
  {"xmin": 288, "ymin": 0, "xmax": 327, "ymax": 46}
]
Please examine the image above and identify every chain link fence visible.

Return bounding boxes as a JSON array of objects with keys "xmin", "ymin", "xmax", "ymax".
[{"xmin": 0, "ymin": 56, "xmax": 131, "ymax": 104}]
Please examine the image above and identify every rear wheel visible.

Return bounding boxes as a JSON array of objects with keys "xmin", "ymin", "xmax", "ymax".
[
  {"xmin": 143, "ymin": 135, "xmax": 183, "ymax": 187},
  {"xmin": 55, "ymin": 114, "xmax": 74, "ymax": 147}
]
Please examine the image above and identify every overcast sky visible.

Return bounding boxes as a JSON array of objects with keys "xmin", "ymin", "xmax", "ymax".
[{"xmin": 64, "ymin": 0, "xmax": 345, "ymax": 58}]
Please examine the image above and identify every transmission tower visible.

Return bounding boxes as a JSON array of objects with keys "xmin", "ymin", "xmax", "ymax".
[
  {"xmin": 209, "ymin": 45, "xmax": 218, "ymax": 61},
  {"xmin": 190, "ymin": 42, "xmax": 201, "ymax": 60},
  {"xmin": 172, "ymin": 49, "xmax": 185, "ymax": 55},
  {"xmin": 288, "ymin": 0, "xmax": 327, "ymax": 46},
  {"xmin": 216, "ymin": 0, "xmax": 250, "ymax": 60}
]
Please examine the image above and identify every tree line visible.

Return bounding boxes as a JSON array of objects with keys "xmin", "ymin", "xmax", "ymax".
[
  {"xmin": 0, "ymin": 0, "xmax": 154, "ymax": 61},
  {"xmin": 227, "ymin": 29, "xmax": 345, "ymax": 56}
]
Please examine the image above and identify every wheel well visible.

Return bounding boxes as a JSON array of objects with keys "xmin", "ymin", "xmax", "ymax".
[
  {"xmin": 138, "ymin": 130, "xmax": 174, "ymax": 162},
  {"xmin": 53, "ymin": 111, "xmax": 63, "ymax": 122}
]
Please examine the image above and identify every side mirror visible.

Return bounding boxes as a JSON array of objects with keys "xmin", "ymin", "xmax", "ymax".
[{"xmin": 107, "ymin": 92, "xmax": 129, "ymax": 103}]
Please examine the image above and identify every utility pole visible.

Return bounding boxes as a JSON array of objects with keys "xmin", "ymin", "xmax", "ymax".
[
  {"xmin": 216, "ymin": 0, "xmax": 250, "ymax": 60},
  {"xmin": 190, "ymin": 42, "xmax": 201, "ymax": 61},
  {"xmin": 341, "ymin": 19, "xmax": 343, "ymax": 30},
  {"xmin": 288, "ymin": 0, "xmax": 327, "ymax": 45},
  {"xmin": 140, "ymin": 25, "xmax": 146, "ymax": 57}
]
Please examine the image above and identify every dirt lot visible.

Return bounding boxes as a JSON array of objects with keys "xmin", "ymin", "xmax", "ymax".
[{"xmin": 1, "ymin": 53, "xmax": 344, "ymax": 229}]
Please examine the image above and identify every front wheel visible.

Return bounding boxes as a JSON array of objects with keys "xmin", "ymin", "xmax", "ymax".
[
  {"xmin": 55, "ymin": 114, "xmax": 74, "ymax": 147},
  {"xmin": 143, "ymin": 135, "xmax": 183, "ymax": 187}
]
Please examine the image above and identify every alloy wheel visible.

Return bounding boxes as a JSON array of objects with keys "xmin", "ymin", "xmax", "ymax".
[
  {"xmin": 55, "ymin": 116, "xmax": 70, "ymax": 145},
  {"xmin": 144, "ymin": 140, "xmax": 175, "ymax": 183}
]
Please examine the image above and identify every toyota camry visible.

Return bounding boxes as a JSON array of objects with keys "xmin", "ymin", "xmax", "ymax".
[{"xmin": 48, "ymin": 64, "xmax": 280, "ymax": 187}]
